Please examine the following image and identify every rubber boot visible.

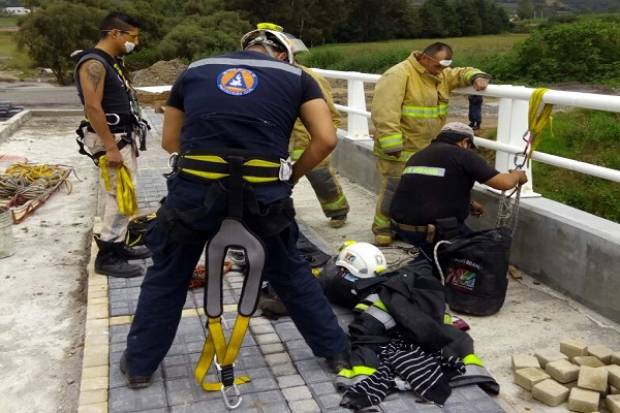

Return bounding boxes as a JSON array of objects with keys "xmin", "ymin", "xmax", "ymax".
[{"xmin": 94, "ymin": 236, "xmax": 144, "ymax": 278}]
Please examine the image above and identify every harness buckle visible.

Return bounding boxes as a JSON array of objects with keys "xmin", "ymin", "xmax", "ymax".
[{"xmin": 214, "ymin": 357, "xmax": 242, "ymax": 409}]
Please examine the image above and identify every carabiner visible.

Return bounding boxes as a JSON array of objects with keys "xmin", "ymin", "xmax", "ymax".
[
  {"xmin": 105, "ymin": 113, "xmax": 121, "ymax": 126},
  {"xmin": 221, "ymin": 383, "xmax": 242, "ymax": 409}
]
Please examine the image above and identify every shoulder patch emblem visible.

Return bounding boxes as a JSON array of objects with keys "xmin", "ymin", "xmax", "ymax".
[{"xmin": 217, "ymin": 68, "xmax": 258, "ymax": 96}]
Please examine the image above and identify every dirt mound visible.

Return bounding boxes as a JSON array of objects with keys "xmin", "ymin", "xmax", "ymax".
[{"xmin": 131, "ymin": 59, "xmax": 187, "ymax": 87}]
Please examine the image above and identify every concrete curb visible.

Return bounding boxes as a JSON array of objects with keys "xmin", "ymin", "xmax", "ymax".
[
  {"xmin": 78, "ymin": 221, "xmax": 109, "ymax": 413},
  {"xmin": 0, "ymin": 109, "xmax": 32, "ymax": 142},
  {"xmin": 0, "ymin": 108, "xmax": 83, "ymax": 143}
]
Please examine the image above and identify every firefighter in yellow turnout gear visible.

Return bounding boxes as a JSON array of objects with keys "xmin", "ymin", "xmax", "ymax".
[
  {"xmin": 370, "ymin": 42, "xmax": 491, "ymax": 245},
  {"xmin": 290, "ymin": 64, "xmax": 350, "ymax": 228}
]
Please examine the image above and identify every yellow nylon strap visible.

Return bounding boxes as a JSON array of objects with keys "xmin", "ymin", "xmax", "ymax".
[
  {"xmin": 99, "ymin": 156, "xmax": 138, "ymax": 216},
  {"xmin": 194, "ymin": 316, "xmax": 252, "ymax": 392},
  {"xmin": 528, "ymin": 88, "xmax": 554, "ymax": 153}
]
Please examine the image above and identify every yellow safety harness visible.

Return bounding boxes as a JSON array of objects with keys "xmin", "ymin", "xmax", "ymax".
[
  {"xmin": 99, "ymin": 156, "xmax": 138, "ymax": 216},
  {"xmin": 184, "ymin": 152, "xmax": 282, "ymax": 409}
]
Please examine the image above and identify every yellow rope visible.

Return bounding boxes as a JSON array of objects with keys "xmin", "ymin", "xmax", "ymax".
[
  {"xmin": 0, "ymin": 163, "xmax": 70, "ymax": 200},
  {"xmin": 528, "ymin": 87, "xmax": 554, "ymax": 153},
  {"xmin": 98, "ymin": 156, "xmax": 138, "ymax": 216}
]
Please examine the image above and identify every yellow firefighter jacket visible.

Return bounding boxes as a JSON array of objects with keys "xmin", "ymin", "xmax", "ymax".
[
  {"xmin": 371, "ymin": 51, "xmax": 488, "ymax": 161},
  {"xmin": 290, "ymin": 65, "xmax": 341, "ymax": 161}
]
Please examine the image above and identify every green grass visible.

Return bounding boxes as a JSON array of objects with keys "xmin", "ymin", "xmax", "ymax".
[
  {"xmin": 532, "ymin": 109, "xmax": 620, "ymax": 223},
  {"xmin": 0, "ymin": 31, "xmax": 33, "ymax": 76},
  {"xmin": 296, "ymin": 34, "xmax": 529, "ymax": 74},
  {"xmin": 0, "ymin": 16, "xmax": 19, "ymax": 28}
]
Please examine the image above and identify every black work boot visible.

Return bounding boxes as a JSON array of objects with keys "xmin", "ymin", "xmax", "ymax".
[
  {"xmin": 120, "ymin": 351, "xmax": 153, "ymax": 389},
  {"xmin": 94, "ymin": 236, "xmax": 144, "ymax": 278},
  {"xmin": 117, "ymin": 243, "xmax": 152, "ymax": 260}
]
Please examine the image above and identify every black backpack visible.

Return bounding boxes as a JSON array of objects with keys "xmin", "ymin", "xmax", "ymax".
[{"xmin": 434, "ymin": 227, "xmax": 512, "ymax": 316}]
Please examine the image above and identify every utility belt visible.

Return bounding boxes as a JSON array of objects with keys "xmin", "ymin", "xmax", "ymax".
[
  {"xmin": 75, "ymin": 113, "xmax": 150, "ymax": 165},
  {"xmin": 169, "ymin": 149, "xmax": 293, "ymax": 185},
  {"xmin": 392, "ymin": 216, "xmax": 460, "ymax": 243}
]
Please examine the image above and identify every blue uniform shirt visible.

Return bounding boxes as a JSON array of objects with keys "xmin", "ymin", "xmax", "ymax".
[{"xmin": 167, "ymin": 51, "xmax": 323, "ymax": 159}]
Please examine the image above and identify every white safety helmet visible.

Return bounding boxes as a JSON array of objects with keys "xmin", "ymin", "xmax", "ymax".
[
  {"xmin": 336, "ymin": 241, "xmax": 387, "ymax": 279},
  {"xmin": 240, "ymin": 22, "xmax": 308, "ymax": 64}
]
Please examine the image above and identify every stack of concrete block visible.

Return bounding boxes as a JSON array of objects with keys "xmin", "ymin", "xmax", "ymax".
[{"xmin": 511, "ymin": 339, "xmax": 620, "ymax": 412}]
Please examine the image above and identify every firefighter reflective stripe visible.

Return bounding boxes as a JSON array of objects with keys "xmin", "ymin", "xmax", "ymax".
[
  {"xmin": 402, "ymin": 166, "xmax": 446, "ymax": 177},
  {"xmin": 338, "ymin": 365, "xmax": 377, "ymax": 378},
  {"xmin": 378, "ymin": 133, "xmax": 403, "ymax": 151},
  {"xmin": 99, "ymin": 156, "xmax": 138, "ymax": 217},
  {"xmin": 291, "ymin": 148, "xmax": 305, "ymax": 161},
  {"xmin": 321, "ymin": 194, "xmax": 347, "ymax": 211},
  {"xmin": 366, "ymin": 305, "xmax": 396, "ymax": 330},
  {"xmin": 372, "ymin": 298, "xmax": 388, "ymax": 312},
  {"xmin": 354, "ymin": 302, "xmax": 370, "ymax": 312},
  {"xmin": 463, "ymin": 69, "xmax": 486, "ymax": 83},
  {"xmin": 463, "ymin": 353, "xmax": 484, "ymax": 367},
  {"xmin": 194, "ymin": 315, "xmax": 252, "ymax": 392},
  {"xmin": 188, "ymin": 57, "xmax": 302, "ymax": 76},
  {"xmin": 373, "ymin": 214, "xmax": 390, "ymax": 228},
  {"xmin": 401, "ymin": 103, "xmax": 448, "ymax": 119}
]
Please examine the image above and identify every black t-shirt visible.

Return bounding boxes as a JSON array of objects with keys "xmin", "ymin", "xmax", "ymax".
[{"xmin": 390, "ymin": 142, "xmax": 499, "ymax": 225}]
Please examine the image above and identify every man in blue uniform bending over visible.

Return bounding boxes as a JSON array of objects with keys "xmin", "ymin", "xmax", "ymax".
[{"xmin": 121, "ymin": 24, "xmax": 349, "ymax": 387}]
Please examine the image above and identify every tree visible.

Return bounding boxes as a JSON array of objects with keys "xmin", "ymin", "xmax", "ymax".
[
  {"xmin": 454, "ymin": 0, "xmax": 482, "ymax": 36},
  {"xmin": 226, "ymin": 0, "xmax": 348, "ymax": 45},
  {"xmin": 517, "ymin": 0, "xmax": 534, "ymax": 20},
  {"xmin": 16, "ymin": 1, "xmax": 104, "ymax": 84},
  {"xmin": 157, "ymin": 11, "xmax": 251, "ymax": 61}
]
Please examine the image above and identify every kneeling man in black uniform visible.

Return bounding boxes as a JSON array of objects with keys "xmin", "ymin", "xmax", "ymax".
[{"xmin": 390, "ymin": 122, "xmax": 527, "ymax": 259}]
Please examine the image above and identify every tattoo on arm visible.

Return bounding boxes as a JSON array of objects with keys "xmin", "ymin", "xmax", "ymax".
[{"xmin": 85, "ymin": 61, "xmax": 105, "ymax": 89}]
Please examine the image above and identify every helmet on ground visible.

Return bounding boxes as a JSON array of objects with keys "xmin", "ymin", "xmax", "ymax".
[
  {"xmin": 240, "ymin": 22, "xmax": 308, "ymax": 64},
  {"xmin": 335, "ymin": 241, "xmax": 386, "ymax": 279}
]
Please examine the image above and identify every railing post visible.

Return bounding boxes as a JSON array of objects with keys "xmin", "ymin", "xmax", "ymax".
[
  {"xmin": 347, "ymin": 78, "xmax": 370, "ymax": 139},
  {"xmin": 494, "ymin": 94, "xmax": 538, "ymax": 196}
]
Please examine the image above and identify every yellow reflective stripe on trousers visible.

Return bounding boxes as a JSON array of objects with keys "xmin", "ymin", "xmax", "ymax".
[
  {"xmin": 372, "ymin": 299, "xmax": 388, "ymax": 312},
  {"xmin": 194, "ymin": 316, "xmax": 252, "ymax": 391},
  {"xmin": 337, "ymin": 365, "xmax": 377, "ymax": 378},
  {"xmin": 378, "ymin": 133, "xmax": 403, "ymax": 150},
  {"xmin": 401, "ymin": 103, "xmax": 448, "ymax": 118},
  {"xmin": 463, "ymin": 353, "xmax": 484, "ymax": 367},
  {"xmin": 321, "ymin": 194, "xmax": 347, "ymax": 211},
  {"xmin": 373, "ymin": 214, "xmax": 390, "ymax": 228}
]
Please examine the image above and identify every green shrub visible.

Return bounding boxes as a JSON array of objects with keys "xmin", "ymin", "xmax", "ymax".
[
  {"xmin": 532, "ymin": 109, "xmax": 620, "ymax": 222},
  {"xmin": 499, "ymin": 17, "xmax": 620, "ymax": 85}
]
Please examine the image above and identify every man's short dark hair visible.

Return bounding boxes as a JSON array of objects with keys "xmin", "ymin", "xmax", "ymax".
[
  {"xmin": 99, "ymin": 12, "xmax": 141, "ymax": 38},
  {"xmin": 423, "ymin": 42, "xmax": 453, "ymax": 57}
]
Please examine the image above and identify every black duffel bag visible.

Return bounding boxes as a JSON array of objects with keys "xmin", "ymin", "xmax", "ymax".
[{"xmin": 434, "ymin": 227, "xmax": 512, "ymax": 316}]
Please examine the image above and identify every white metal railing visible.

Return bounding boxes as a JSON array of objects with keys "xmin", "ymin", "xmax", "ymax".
[{"xmin": 312, "ymin": 68, "xmax": 620, "ymax": 195}]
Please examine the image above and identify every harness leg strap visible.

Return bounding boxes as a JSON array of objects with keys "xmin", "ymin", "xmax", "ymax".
[{"xmin": 194, "ymin": 155, "xmax": 267, "ymax": 410}]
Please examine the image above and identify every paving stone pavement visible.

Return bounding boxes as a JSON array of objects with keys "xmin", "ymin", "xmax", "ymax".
[{"xmin": 106, "ymin": 110, "xmax": 505, "ymax": 413}]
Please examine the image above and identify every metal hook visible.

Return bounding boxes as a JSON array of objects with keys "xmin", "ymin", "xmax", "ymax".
[
  {"xmin": 105, "ymin": 113, "xmax": 121, "ymax": 126},
  {"xmin": 221, "ymin": 383, "xmax": 242, "ymax": 409}
]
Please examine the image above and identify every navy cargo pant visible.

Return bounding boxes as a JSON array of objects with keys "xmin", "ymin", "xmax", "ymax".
[{"xmin": 125, "ymin": 176, "xmax": 347, "ymax": 376}]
